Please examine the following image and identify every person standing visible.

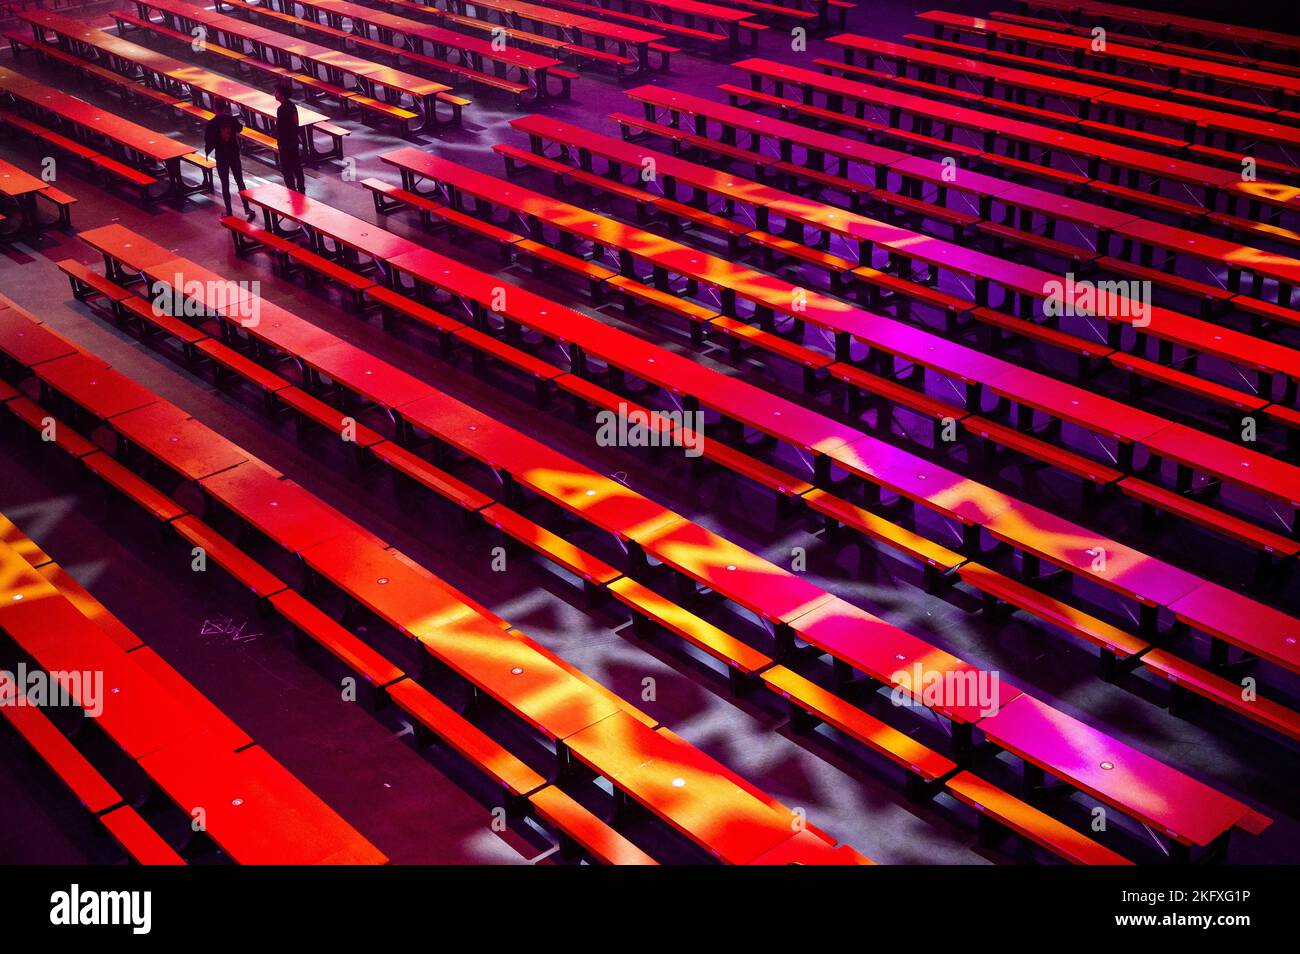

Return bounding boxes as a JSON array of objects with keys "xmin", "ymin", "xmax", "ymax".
[
  {"xmin": 204, "ymin": 100, "xmax": 254, "ymax": 218},
  {"xmin": 275, "ymin": 82, "xmax": 305, "ymax": 194}
]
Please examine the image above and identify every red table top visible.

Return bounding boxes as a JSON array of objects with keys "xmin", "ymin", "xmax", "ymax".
[
  {"xmin": 978, "ymin": 692, "xmax": 1265, "ymax": 846},
  {"xmin": 7, "ymin": 84, "xmax": 192, "ymax": 162},
  {"xmin": 987, "ymin": 364, "xmax": 1170, "ymax": 443},
  {"xmin": 0, "ymin": 159, "xmax": 49, "ymax": 198},
  {"xmin": 829, "ymin": 432, "xmax": 1017, "ymax": 525},
  {"xmin": 1118, "ymin": 218, "xmax": 1300, "ymax": 284},
  {"xmin": 77, "ymin": 223, "xmax": 179, "ymax": 271},
  {"xmin": 200, "ymin": 459, "xmax": 383, "ymax": 554},
  {"xmin": 0, "ymin": 564, "xmax": 204, "ymax": 760},
  {"xmin": 984, "ymin": 500, "xmax": 1203, "ymax": 607},
  {"xmin": 418, "ymin": 614, "xmax": 625, "ymax": 741},
  {"xmin": 138, "ymin": 739, "xmax": 387, "ymax": 863},
  {"xmin": 639, "ymin": 519, "xmax": 835, "ymax": 625},
  {"xmin": 1144, "ymin": 422, "xmax": 1300, "ymax": 507},
  {"xmin": 244, "ymin": 184, "xmax": 417, "ymax": 260},
  {"xmin": 629, "ymin": 83, "xmax": 906, "ymax": 169},
  {"xmin": 304, "ymin": 0, "xmax": 560, "ymax": 69},
  {"xmin": 735, "ymin": 56, "xmax": 1242, "ymax": 189},
  {"xmin": 995, "ymin": 183, "xmax": 1141, "ymax": 230},
  {"xmin": 564, "ymin": 712, "xmax": 804, "ymax": 864},
  {"xmin": 298, "ymin": 534, "xmax": 489, "ymax": 639},
  {"xmin": 791, "ymin": 597, "xmax": 1022, "ymax": 723},
  {"xmin": 112, "ymin": 403, "xmax": 249, "ymax": 481},
  {"xmin": 0, "ymin": 309, "xmax": 80, "ymax": 369},
  {"xmin": 459, "ymin": 0, "xmax": 662, "ymax": 43},
  {"xmin": 919, "ymin": 11, "xmax": 1300, "ymax": 95},
  {"xmin": 831, "ymin": 32, "xmax": 1112, "ymax": 101},
  {"xmin": 297, "ymin": 340, "xmax": 431, "ymax": 410},
  {"xmin": 398, "ymin": 391, "xmax": 683, "ymax": 541},
  {"xmin": 35, "ymin": 354, "xmax": 158, "ymax": 421},
  {"xmin": 1168, "ymin": 582, "xmax": 1300, "ymax": 674}
]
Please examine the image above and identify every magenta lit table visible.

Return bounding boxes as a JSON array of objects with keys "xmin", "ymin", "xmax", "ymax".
[
  {"xmin": 978, "ymin": 693, "xmax": 1270, "ymax": 858},
  {"xmin": 791, "ymin": 596, "xmax": 1022, "ymax": 731}
]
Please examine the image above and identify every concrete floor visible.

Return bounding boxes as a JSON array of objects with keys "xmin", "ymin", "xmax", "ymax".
[{"xmin": 0, "ymin": 0, "xmax": 1297, "ymax": 865}]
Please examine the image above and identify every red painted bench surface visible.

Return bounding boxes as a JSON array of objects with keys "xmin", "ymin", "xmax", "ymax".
[
  {"xmin": 398, "ymin": 391, "xmax": 684, "ymax": 542},
  {"xmin": 983, "ymin": 500, "xmax": 1203, "ymax": 607},
  {"xmin": 830, "ymin": 32, "xmax": 1110, "ymax": 101},
  {"xmin": 564, "ymin": 711, "xmax": 809, "ymax": 864},
  {"xmin": 790, "ymin": 596, "xmax": 1022, "ymax": 724},
  {"xmin": 1168, "ymin": 583, "xmax": 1300, "ymax": 675},
  {"xmin": 638, "ymin": 517, "xmax": 836, "ymax": 625},
  {"xmin": 137, "ymin": 739, "xmax": 387, "ymax": 864},
  {"xmin": 21, "ymin": 10, "xmax": 330, "ymax": 127},
  {"xmin": 736, "ymin": 56, "xmax": 1243, "ymax": 190},
  {"xmin": 76, "ymin": 223, "xmax": 179, "ymax": 271},
  {"xmin": 112, "ymin": 403, "xmax": 249, "ymax": 481},
  {"xmin": 977, "ymin": 693, "xmax": 1268, "ymax": 847},
  {"xmin": 0, "ymin": 308, "xmax": 80, "ymax": 368},
  {"xmin": 0, "ymin": 559, "xmax": 205, "ymax": 760},
  {"xmin": 141, "ymin": 0, "xmax": 450, "ymax": 98},
  {"xmin": 200, "ymin": 459, "xmax": 384, "ymax": 554},
  {"xmin": 298, "ymin": 534, "xmax": 490, "ymax": 640},
  {"xmin": 297, "ymin": 340, "xmax": 432, "ymax": 411},
  {"xmin": 418, "ymin": 613, "xmax": 627, "ymax": 742},
  {"xmin": 4, "ymin": 81, "xmax": 192, "ymax": 163},
  {"xmin": 244, "ymin": 184, "xmax": 416, "ymax": 261},
  {"xmin": 290, "ymin": 0, "xmax": 560, "ymax": 71},
  {"xmin": 34, "ymin": 353, "xmax": 158, "ymax": 420},
  {"xmin": 919, "ymin": 11, "xmax": 1300, "ymax": 98}
]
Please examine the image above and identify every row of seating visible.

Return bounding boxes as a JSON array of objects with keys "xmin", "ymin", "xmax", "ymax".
[
  {"xmin": 0, "ymin": 370, "xmax": 387, "ymax": 862},
  {"xmin": 13, "ymin": 272, "xmax": 863, "ymax": 865},
  {"xmin": 351, "ymin": 153, "xmax": 1300, "ymax": 748},
  {"xmin": 485, "ymin": 118, "xmax": 1300, "ymax": 569},
  {"xmin": 201, "ymin": 190, "xmax": 1283, "ymax": 861},
  {"xmin": 127, "ymin": 0, "xmax": 467, "ymax": 130},
  {"xmin": 55, "ymin": 226, "xmax": 1160, "ymax": 865},
  {"xmin": 18, "ymin": 10, "xmax": 349, "ymax": 162},
  {"xmin": 0, "ymin": 64, "xmax": 207, "ymax": 204}
]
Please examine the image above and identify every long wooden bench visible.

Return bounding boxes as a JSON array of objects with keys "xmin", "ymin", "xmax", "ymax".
[
  {"xmin": 1109, "ymin": 352, "xmax": 1268, "ymax": 415},
  {"xmin": 0, "ymin": 675, "xmax": 125, "ymax": 816},
  {"xmin": 222, "ymin": 214, "xmax": 296, "ymax": 272},
  {"xmin": 961, "ymin": 416, "xmax": 1124, "ymax": 491},
  {"xmin": 803, "ymin": 487, "xmax": 965, "ymax": 590},
  {"xmin": 763, "ymin": 665, "xmax": 958, "ymax": 800},
  {"xmin": 1140, "ymin": 650, "xmax": 1300, "ymax": 743},
  {"xmin": 270, "ymin": 589, "xmax": 406, "ymax": 699},
  {"xmin": 608, "ymin": 575, "xmax": 772, "ymax": 694},
  {"xmin": 81, "ymin": 451, "xmax": 189, "ymax": 524},
  {"xmin": 370, "ymin": 440, "xmax": 493, "ymax": 515},
  {"xmin": 481, "ymin": 502, "xmax": 621, "ymax": 598},
  {"xmin": 1118, "ymin": 477, "xmax": 1300, "ymax": 563},
  {"xmin": 945, "ymin": 770, "xmax": 1133, "ymax": 865},
  {"xmin": 172, "ymin": 514, "xmax": 288, "ymax": 602},
  {"xmin": 958, "ymin": 562, "xmax": 1149, "ymax": 677},
  {"xmin": 386, "ymin": 676, "xmax": 546, "ymax": 799},
  {"xmin": 528, "ymin": 785, "xmax": 659, "ymax": 864}
]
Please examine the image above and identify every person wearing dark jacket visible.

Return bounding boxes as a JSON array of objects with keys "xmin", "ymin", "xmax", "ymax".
[
  {"xmin": 204, "ymin": 100, "xmax": 254, "ymax": 218},
  {"xmin": 275, "ymin": 82, "xmax": 305, "ymax": 194}
]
